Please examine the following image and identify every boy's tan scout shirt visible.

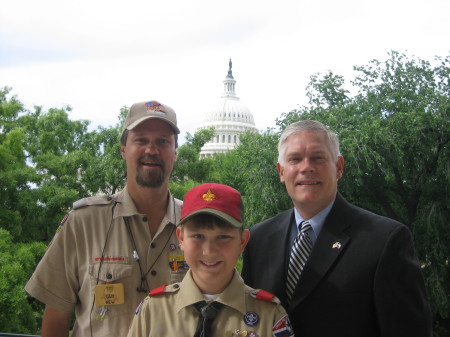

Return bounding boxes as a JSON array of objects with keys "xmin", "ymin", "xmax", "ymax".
[
  {"xmin": 127, "ymin": 269, "xmax": 294, "ymax": 337},
  {"xmin": 25, "ymin": 187, "xmax": 186, "ymax": 337}
]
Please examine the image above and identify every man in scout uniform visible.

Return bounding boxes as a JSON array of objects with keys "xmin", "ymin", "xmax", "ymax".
[
  {"xmin": 25, "ymin": 100, "xmax": 188, "ymax": 337},
  {"xmin": 127, "ymin": 183, "xmax": 294, "ymax": 337}
]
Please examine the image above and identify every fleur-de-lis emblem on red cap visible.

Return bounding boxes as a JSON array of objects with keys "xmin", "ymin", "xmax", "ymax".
[{"xmin": 202, "ymin": 189, "xmax": 216, "ymax": 202}]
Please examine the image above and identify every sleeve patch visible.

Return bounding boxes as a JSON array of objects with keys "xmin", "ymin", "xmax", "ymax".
[
  {"xmin": 272, "ymin": 314, "xmax": 294, "ymax": 337},
  {"xmin": 56, "ymin": 213, "xmax": 70, "ymax": 233},
  {"xmin": 134, "ymin": 299, "xmax": 144, "ymax": 315}
]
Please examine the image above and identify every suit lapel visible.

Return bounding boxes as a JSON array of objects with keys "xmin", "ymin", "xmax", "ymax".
[
  {"xmin": 263, "ymin": 209, "xmax": 293, "ymax": 305},
  {"xmin": 289, "ymin": 194, "xmax": 352, "ymax": 310}
]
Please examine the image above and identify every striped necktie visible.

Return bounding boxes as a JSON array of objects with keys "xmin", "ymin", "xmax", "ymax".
[{"xmin": 286, "ymin": 220, "xmax": 313, "ymax": 302}]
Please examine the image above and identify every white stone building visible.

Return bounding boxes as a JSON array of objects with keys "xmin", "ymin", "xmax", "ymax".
[{"xmin": 199, "ymin": 60, "xmax": 258, "ymax": 158}]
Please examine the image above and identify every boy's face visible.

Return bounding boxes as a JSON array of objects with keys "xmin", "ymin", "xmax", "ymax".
[{"xmin": 176, "ymin": 223, "xmax": 250, "ymax": 294}]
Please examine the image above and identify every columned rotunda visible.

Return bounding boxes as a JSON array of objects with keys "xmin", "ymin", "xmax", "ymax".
[{"xmin": 199, "ymin": 60, "xmax": 258, "ymax": 158}]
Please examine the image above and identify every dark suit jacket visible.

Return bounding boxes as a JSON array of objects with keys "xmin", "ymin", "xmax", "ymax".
[{"xmin": 242, "ymin": 193, "xmax": 432, "ymax": 337}]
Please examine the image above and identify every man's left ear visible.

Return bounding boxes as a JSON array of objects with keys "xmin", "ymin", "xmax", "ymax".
[{"xmin": 336, "ymin": 156, "xmax": 345, "ymax": 179}]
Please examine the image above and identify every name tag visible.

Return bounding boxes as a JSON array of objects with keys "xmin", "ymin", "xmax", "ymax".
[{"xmin": 94, "ymin": 283, "xmax": 125, "ymax": 306}]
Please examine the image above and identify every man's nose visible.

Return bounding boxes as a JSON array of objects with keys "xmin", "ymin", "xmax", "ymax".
[
  {"xmin": 299, "ymin": 158, "xmax": 315, "ymax": 173},
  {"xmin": 144, "ymin": 141, "xmax": 158, "ymax": 154}
]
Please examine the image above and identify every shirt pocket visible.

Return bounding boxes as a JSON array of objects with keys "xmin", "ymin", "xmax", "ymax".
[{"xmin": 89, "ymin": 261, "xmax": 134, "ymax": 317}]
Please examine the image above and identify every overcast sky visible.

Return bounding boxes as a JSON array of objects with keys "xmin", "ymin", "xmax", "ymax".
[{"xmin": 1, "ymin": 0, "xmax": 449, "ymax": 144}]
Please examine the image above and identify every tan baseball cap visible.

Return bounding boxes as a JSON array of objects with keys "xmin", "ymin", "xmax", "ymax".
[{"xmin": 122, "ymin": 100, "xmax": 180, "ymax": 135}]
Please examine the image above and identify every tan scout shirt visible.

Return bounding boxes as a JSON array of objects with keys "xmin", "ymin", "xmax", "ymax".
[
  {"xmin": 127, "ymin": 269, "xmax": 294, "ymax": 337},
  {"xmin": 25, "ymin": 187, "xmax": 186, "ymax": 337}
]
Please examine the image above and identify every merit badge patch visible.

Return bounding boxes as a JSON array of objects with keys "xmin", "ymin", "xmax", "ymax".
[
  {"xmin": 272, "ymin": 314, "xmax": 294, "ymax": 337},
  {"xmin": 243, "ymin": 312, "xmax": 259, "ymax": 327},
  {"xmin": 169, "ymin": 254, "xmax": 189, "ymax": 272}
]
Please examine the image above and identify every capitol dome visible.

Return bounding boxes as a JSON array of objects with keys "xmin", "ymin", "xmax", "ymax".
[{"xmin": 199, "ymin": 60, "xmax": 258, "ymax": 158}]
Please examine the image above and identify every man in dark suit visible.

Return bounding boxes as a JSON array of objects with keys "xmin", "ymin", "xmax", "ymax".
[{"xmin": 242, "ymin": 120, "xmax": 432, "ymax": 337}]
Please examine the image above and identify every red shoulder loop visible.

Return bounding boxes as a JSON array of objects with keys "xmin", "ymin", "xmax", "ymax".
[
  {"xmin": 149, "ymin": 284, "xmax": 167, "ymax": 296},
  {"xmin": 256, "ymin": 289, "xmax": 275, "ymax": 302}
]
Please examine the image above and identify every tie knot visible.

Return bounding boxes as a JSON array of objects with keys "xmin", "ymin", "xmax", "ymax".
[
  {"xmin": 300, "ymin": 220, "xmax": 312, "ymax": 233},
  {"xmin": 193, "ymin": 301, "xmax": 225, "ymax": 337},
  {"xmin": 194, "ymin": 301, "xmax": 224, "ymax": 320}
]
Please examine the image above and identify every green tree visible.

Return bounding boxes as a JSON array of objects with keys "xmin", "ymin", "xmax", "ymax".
[
  {"xmin": 81, "ymin": 126, "xmax": 125, "ymax": 195},
  {"xmin": 170, "ymin": 128, "xmax": 216, "ymax": 199},
  {"xmin": 172, "ymin": 128, "xmax": 215, "ymax": 182},
  {"xmin": 0, "ymin": 88, "xmax": 40, "ymax": 240},
  {"xmin": 0, "ymin": 228, "xmax": 46, "ymax": 333},
  {"xmin": 14, "ymin": 105, "xmax": 91, "ymax": 241}
]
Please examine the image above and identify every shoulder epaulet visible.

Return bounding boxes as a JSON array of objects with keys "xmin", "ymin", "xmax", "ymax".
[
  {"xmin": 148, "ymin": 283, "xmax": 181, "ymax": 296},
  {"xmin": 73, "ymin": 195, "xmax": 114, "ymax": 210},
  {"xmin": 251, "ymin": 289, "xmax": 280, "ymax": 304},
  {"xmin": 149, "ymin": 284, "xmax": 167, "ymax": 296}
]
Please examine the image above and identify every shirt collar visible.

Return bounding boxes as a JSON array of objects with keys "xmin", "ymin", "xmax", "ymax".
[
  {"xmin": 113, "ymin": 186, "xmax": 181, "ymax": 225},
  {"xmin": 294, "ymin": 199, "xmax": 335, "ymax": 238},
  {"xmin": 176, "ymin": 269, "xmax": 247, "ymax": 315}
]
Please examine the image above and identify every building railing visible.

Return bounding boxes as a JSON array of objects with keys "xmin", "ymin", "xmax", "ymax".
[{"xmin": 0, "ymin": 332, "xmax": 39, "ymax": 337}]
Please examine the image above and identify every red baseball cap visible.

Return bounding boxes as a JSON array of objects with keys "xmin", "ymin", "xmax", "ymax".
[{"xmin": 178, "ymin": 183, "xmax": 244, "ymax": 228}]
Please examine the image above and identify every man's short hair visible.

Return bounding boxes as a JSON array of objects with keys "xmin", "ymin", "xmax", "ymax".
[{"xmin": 277, "ymin": 120, "xmax": 341, "ymax": 165}]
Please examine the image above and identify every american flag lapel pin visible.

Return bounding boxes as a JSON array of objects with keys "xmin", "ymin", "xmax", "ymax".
[{"xmin": 332, "ymin": 242, "xmax": 342, "ymax": 249}]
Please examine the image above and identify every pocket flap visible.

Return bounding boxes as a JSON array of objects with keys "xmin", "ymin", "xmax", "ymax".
[{"xmin": 90, "ymin": 261, "xmax": 133, "ymax": 282}]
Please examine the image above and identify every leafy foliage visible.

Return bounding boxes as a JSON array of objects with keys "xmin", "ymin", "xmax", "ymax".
[
  {"xmin": 0, "ymin": 228, "xmax": 46, "ymax": 333},
  {"xmin": 171, "ymin": 128, "xmax": 215, "ymax": 183}
]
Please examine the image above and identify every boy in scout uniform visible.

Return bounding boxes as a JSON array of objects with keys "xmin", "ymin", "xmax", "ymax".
[
  {"xmin": 127, "ymin": 183, "xmax": 294, "ymax": 337},
  {"xmin": 25, "ymin": 100, "xmax": 188, "ymax": 337}
]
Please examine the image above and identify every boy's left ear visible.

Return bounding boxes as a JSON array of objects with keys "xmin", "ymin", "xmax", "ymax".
[{"xmin": 240, "ymin": 229, "xmax": 251, "ymax": 250}]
